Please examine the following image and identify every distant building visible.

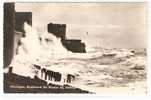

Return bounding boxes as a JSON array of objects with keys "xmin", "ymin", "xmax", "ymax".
[
  {"xmin": 15, "ymin": 12, "xmax": 32, "ymax": 33},
  {"xmin": 62, "ymin": 39, "xmax": 86, "ymax": 53},
  {"xmin": 14, "ymin": 12, "xmax": 32, "ymax": 55},
  {"xmin": 47, "ymin": 23, "xmax": 66, "ymax": 40},
  {"xmin": 47, "ymin": 23, "xmax": 86, "ymax": 53}
]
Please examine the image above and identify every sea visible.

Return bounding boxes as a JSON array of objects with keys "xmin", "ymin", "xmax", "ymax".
[{"xmin": 4, "ymin": 23, "xmax": 147, "ymax": 94}]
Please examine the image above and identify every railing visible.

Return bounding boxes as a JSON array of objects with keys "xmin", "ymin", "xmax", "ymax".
[{"xmin": 9, "ymin": 64, "xmax": 75, "ymax": 84}]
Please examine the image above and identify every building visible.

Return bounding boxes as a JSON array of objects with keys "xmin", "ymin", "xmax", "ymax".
[
  {"xmin": 48, "ymin": 23, "xmax": 66, "ymax": 40},
  {"xmin": 15, "ymin": 12, "xmax": 32, "ymax": 33},
  {"xmin": 47, "ymin": 23, "xmax": 86, "ymax": 53},
  {"xmin": 4, "ymin": 3, "xmax": 15, "ymax": 68},
  {"xmin": 3, "ymin": 3, "xmax": 33, "ymax": 68},
  {"xmin": 14, "ymin": 12, "xmax": 32, "ymax": 55}
]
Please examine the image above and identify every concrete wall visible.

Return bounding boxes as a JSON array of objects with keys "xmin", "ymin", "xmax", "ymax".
[{"xmin": 4, "ymin": 3, "xmax": 15, "ymax": 68}]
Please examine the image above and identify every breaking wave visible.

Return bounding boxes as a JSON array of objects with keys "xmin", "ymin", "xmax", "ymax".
[{"xmin": 4, "ymin": 23, "xmax": 147, "ymax": 94}]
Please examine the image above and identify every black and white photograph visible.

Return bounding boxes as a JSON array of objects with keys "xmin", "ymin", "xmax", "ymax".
[{"xmin": 3, "ymin": 2, "xmax": 147, "ymax": 95}]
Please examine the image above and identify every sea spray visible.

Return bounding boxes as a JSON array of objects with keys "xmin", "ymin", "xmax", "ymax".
[{"xmin": 8, "ymin": 22, "xmax": 69, "ymax": 78}]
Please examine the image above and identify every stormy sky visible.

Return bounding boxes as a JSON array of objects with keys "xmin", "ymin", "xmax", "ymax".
[{"xmin": 15, "ymin": 3, "xmax": 147, "ymax": 49}]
